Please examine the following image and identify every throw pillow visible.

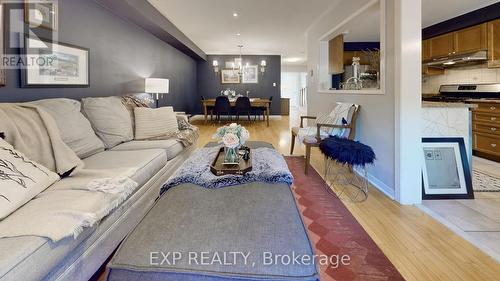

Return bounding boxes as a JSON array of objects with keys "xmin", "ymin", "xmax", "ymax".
[
  {"xmin": 82, "ymin": 97, "xmax": 134, "ymax": 149},
  {"xmin": 0, "ymin": 139, "xmax": 60, "ymax": 219},
  {"xmin": 30, "ymin": 98, "xmax": 105, "ymax": 159},
  {"xmin": 134, "ymin": 107, "xmax": 179, "ymax": 140}
]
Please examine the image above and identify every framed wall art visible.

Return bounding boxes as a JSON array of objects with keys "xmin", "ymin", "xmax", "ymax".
[
  {"xmin": 22, "ymin": 36, "xmax": 89, "ymax": 88},
  {"xmin": 221, "ymin": 69, "xmax": 240, "ymax": 84},
  {"xmin": 24, "ymin": 0, "xmax": 58, "ymax": 31},
  {"xmin": 242, "ymin": 65, "xmax": 258, "ymax": 83},
  {"xmin": 421, "ymin": 137, "xmax": 474, "ymax": 200}
]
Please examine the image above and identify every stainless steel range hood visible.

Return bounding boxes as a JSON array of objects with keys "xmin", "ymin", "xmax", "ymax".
[{"xmin": 425, "ymin": 50, "xmax": 487, "ymax": 68}]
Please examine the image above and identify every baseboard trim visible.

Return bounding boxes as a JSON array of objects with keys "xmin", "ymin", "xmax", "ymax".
[{"xmin": 353, "ymin": 167, "xmax": 395, "ymax": 200}]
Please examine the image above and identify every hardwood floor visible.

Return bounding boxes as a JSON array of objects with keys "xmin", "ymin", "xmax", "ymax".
[
  {"xmin": 421, "ymin": 156, "xmax": 500, "ymax": 262},
  {"xmin": 191, "ymin": 114, "xmax": 500, "ymax": 281}
]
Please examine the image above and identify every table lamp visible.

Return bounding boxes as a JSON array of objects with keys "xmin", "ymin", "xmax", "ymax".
[{"xmin": 145, "ymin": 78, "xmax": 169, "ymax": 108}]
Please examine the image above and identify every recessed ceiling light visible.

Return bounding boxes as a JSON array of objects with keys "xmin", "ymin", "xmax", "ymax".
[
  {"xmin": 236, "ymin": 33, "xmax": 241, "ymax": 36},
  {"xmin": 233, "ymin": 12, "xmax": 239, "ymax": 17}
]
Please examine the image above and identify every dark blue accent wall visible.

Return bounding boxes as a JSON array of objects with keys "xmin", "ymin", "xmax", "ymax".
[
  {"xmin": 0, "ymin": 0, "xmax": 197, "ymax": 113},
  {"xmin": 196, "ymin": 55, "xmax": 281, "ymax": 115},
  {"xmin": 423, "ymin": 2, "xmax": 500, "ymax": 39},
  {"xmin": 344, "ymin": 42, "xmax": 380, "ymax": 51}
]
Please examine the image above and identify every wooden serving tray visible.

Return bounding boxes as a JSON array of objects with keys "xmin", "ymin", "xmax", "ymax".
[{"xmin": 210, "ymin": 147, "xmax": 252, "ymax": 176}]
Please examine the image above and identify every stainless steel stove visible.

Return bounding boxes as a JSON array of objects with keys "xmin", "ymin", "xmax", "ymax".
[{"xmin": 423, "ymin": 83, "xmax": 500, "ymax": 102}]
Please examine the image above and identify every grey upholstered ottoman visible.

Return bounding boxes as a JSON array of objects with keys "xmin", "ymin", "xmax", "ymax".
[{"xmin": 107, "ymin": 142, "xmax": 318, "ymax": 281}]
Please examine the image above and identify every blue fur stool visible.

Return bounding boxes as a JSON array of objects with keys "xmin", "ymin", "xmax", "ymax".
[{"xmin": 319, "ymin": 137, "xmax": 376, "ymax": 201}]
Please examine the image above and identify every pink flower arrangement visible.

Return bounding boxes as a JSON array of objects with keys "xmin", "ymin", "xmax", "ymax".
[{"xmin": 213, "ymin": 123, "xmax": 250, "ymax": 149}]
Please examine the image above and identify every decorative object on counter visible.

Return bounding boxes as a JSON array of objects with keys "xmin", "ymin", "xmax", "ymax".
[
  {"xmin": 144, "ymin": 78, "xmax": 169, "ymax": 108},
  {"xmin": 473, "ymin": 169, "xmax": 500, "ymax": 192},
  {"xmin": 340, "ymin": 57, "xmax": 363, "ymax": 90},
  {"xmin": 320, "ymin": 136, "xmax": 376, "ymax": 202},
  {"xmin": 22, "ymin": 36, "xmax": 89, "ymax": 87},
  {"xmin": 221, "ymin": 69, "xmax": 240, "ymax": 84},
  {"xmin": 422, "ymin": 137, "xmax": 474, "ymax": 199},
  {"xmin": 242, "ymin": 65, "xmax": 258, "ymax": 83},
  {"xmin": 24, "ymin": 0, "xmax": 58, "ymax": 31},
  {"xmin": 212, "ymin": 123, "xmax": 250, "ymax": 164}
]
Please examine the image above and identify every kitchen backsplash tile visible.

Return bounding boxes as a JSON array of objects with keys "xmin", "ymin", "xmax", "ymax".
[{"xmin": 422, "ymin": 64, "xmax": 500, "ymax": 93}]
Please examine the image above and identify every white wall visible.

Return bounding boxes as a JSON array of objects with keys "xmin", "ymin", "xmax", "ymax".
[
  {"xmin": 305, "ymin": 0, "xmax": 422, "ymax": 203},
  {"xmin": 306, "ymin": 0, "xmax": 396, "ymax": 198}
]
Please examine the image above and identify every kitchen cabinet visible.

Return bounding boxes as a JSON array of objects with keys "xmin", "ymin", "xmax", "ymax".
[
  {"xmin": 424, "ymin": 23, "xmax": 487, "ymax": 61},
  {"xmin": 328, "ymin": 34, "xmax": 344, "ymax": 74},
  {"xmin": 471, "ymin": 101, "xmax": 500, "ymax": 161},
  {"xmin": 422, "ymin": 65, "xmax": 444, "ymax": 76},
  {"xmin": 488, "ymin": 18, "xmax": 500, "ymax": 68},
  {"xmin": 454, "ymin": 23, "xmax": 487, "ymax": 54},
  {"xmin": 429, "ymin": 33, "xmax": 455, "ymax": 58},
  {"xmin": 422, "ymin": 39, "xmax": 431, "ymax": 61}
]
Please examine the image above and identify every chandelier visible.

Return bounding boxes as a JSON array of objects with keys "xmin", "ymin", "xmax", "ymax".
[{"xmin": 234, "ymin": 45, "xmax": 243, "ymax": 76}]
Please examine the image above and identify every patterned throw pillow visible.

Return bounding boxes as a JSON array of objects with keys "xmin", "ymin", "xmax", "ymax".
[{"xmin": 0, "ymin": 139, "xmax": 59, "ymax": 219}]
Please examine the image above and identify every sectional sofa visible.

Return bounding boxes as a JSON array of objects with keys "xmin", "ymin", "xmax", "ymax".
[{"xmin": 0, "ymin": 97, "xmax": 197, "ymax": 281}]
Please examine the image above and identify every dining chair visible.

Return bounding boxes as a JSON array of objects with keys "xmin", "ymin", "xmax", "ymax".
[
  {"xmin": 255, "ymin": 96, "xmax": 273, "ymax": 121},
  {"xmin": 201, "ymin": 95, "xmax": 214, "ymax": 121},
  {"xmin": 213, "ymin": 96, "xmax": 232, "ymax": 122},
  {"xmin": 235, "ymin": 96, "xmax": 252, "ymax": 122}
]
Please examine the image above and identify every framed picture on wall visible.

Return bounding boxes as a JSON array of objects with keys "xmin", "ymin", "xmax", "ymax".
[
  {"xmin": 24, "ymin": 0, "xmax": 58, "ymax": 31},
  {"xmin": 421, "ymin": 137, "xmax": 474, "ymax": 200},
  {"xmin": 21, "ymin": 36, "xmax": 89, "ymax": 88},
  {"xmin": 0, "ymin": 3, "xmax": 6, "ymax": 87},
  {"xmin": 242, "ymin": 65, "xmax": 258, "ymax": 83},
  {"xmin": 221, "ymin": 69, "xmax": 240, "ymax": 84}
]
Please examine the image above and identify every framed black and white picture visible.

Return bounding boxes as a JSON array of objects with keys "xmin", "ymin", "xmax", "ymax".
[
  {"xmin": 24, "ymin": 0, "xmax": 58, "ymax": 31},
  {"xmin": 22, "ymin": 36, "xmax": 89, "ymax": 87},
  {"xmin": 422, "ymin": 137, "xmax": 474, "ymax": 200},
  {"xmin": 242, "ymin": 65, "xmax": 258, "ymax": 83}
]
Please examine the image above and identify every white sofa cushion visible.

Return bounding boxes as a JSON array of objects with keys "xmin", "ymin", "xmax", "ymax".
[
  {"xmin": 134, "ymin": 107, "xmax": 179, "ymax": 140},
  {"xmin": 112, "ymin": 139, "xmax": 184, "ymax": 160},
  {"xmin": 30, "ymin": 98, "xmax": 105, "ymax": 158},
  {"xmin": 82, "ymin": 97, "xmax": 133, "ymax": 149},
  {"xmin": 82, "ymin": 149, "xmax": 166, "ymax": 186},
  {"xmin": 0, "ymin": 139, "xmax": 60, "ymax": 219}
]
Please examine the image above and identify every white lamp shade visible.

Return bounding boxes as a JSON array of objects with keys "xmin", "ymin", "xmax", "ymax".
[{"xmin": 145, "ymin": 78, "xmax": 169, "ymax": 94}]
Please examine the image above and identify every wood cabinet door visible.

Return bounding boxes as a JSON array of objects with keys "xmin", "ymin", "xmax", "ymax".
[
  {"xmin": 422, "ymin": 39, "xmax": 431, "ymax": 61},
  {"xmin": 429, "ymin": 33, "xmax": 455, "ymax": 58},
  {"xmin": 455, "ymin": 23, "xmax": 487, "ymax": 54},
  {"xmin": 488, "ymin": 19, "xmax": 500, "ymax": 68},
  {"xmin": 329, "ymin": 35, "xmax": 344, "ymax": 74}
]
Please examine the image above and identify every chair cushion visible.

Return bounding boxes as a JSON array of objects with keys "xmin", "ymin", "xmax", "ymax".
[
  {"xmin": 111, "ymin": 139, "xmax": 184, "ymax": 160},
  {"xmin": 30, "ymin": 98, "xmax": 105, "ymax": 158},
  {"xmin": 134, "ymin": 107, "xmax": 178, "ymax": 140},
  {"xmin": 83, "ymin": 149, "xmax": 166, "ymax": 186},
  {"xmin": 82, "ymin": 97, "xmax": 134, "ymax": 149}
]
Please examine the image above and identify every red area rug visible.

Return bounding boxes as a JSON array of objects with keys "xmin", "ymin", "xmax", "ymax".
[{"xmin": 285, "ymin": 156, "xmax": 404, "ymax": 281}]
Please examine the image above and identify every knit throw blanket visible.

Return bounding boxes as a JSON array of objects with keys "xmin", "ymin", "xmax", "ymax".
[{"xmin": 160, "ymin": 147, "xmax": 293, "ymax": 195}]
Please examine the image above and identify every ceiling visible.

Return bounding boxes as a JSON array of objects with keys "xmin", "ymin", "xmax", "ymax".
[
  {"xmin": 147, "ymin": 0, "xmax": 339, "ymax": 65},
  {"xmin": 148, "ymin": 0, "xmax": 499, "ymax": 66}
]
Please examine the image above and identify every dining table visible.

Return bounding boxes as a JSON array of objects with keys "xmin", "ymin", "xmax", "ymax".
[{"xmin": 201, "ymin": 98, "xmax": 272, "ymax": 126}]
